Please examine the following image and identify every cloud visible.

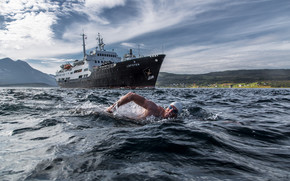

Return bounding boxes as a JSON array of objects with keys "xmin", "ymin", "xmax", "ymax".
[
  {"xmin": 162, "ymin": 37, "xmax": 290, "ymax": 74},
  {"xmin": 61, "ymin": 0, "xmax": 217, "ymax": 45},
  {"xmin": 0, "ymin": 0, "xmax": 290, "ymax": 75},
  {"xmin": 1, "ymin": 0, "xmax": 213, "ymax": 64},
  {"xmin": 0, "ymin": 0, "xmax": 129, "ymax": 60},
  {"xmin": 0, "ymin": 0, "xmax": 60, "ymax": 58}
]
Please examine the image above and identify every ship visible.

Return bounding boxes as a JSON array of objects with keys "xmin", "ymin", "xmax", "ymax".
[{"xmin": 55, "ymin": 33, "xmax": 165, "ymax": 88}]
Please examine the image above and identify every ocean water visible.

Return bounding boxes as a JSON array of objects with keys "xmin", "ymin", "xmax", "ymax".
[{"xmin": 0, "ymin": 88, "xmax": 290, "ymax": 181}]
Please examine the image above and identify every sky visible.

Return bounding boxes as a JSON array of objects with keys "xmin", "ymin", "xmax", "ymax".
[{"xmin": 0, "ymin": 0, "xmax": 290, "ymax": 75}]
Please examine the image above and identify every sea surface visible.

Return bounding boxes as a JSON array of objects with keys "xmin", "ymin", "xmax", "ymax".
[{"xmin": 0, "ymin": 88, "xmax": 290, "ymax": 181}]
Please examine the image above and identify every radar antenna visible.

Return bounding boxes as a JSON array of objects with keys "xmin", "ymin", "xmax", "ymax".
[{"xmin": 97, "ymin": 33, "xmax": 105, "ymax": 51}]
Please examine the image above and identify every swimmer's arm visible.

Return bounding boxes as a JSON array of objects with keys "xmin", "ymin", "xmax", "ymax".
[{"xmin": 106, "ymin": 92, "xmax": 157, "ymax": 112}]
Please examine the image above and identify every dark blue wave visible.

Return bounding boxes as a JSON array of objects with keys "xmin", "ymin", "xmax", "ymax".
[{"xmin": 0, "ymin": 88, "xmax": 289, "ymax": 180}]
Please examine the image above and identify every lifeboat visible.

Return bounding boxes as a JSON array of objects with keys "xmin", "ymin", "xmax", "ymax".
[{"xmin": 63, "ymin": 64, "xmax": 72, "ymax": 70}]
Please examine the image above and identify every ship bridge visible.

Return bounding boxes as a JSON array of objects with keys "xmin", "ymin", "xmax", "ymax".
[{"xmin": 85, "ymin": 33, "xmax": 121, "ymax": 70}]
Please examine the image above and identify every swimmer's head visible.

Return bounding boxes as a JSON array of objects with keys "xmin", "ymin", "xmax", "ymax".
[
  {"xmin": 170, "ymin": 102, "xmax": 183, "ymax": 114},
  {"xmin": 166, "ymin": 102, "xmax": 183, "ymax": 118}
]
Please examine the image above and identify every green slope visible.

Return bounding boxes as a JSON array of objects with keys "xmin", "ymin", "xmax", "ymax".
[{"xmin": 157, "ymin": 69, "xmax": 290, "ymax": 87}]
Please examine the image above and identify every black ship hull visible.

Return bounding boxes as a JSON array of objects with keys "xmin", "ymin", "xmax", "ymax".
[{"xmin": 58, "ymin": 54, "xmax": 165, "ymax": 88}]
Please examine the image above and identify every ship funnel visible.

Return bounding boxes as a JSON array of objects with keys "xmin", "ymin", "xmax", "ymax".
[{"xmin": 129, "ymin": 49, "xmax": 133, "ymax": 56}]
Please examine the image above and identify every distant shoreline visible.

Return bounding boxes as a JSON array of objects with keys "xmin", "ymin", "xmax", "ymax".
[
  {"xmin": 158, "ymin": 87, "xmax": 290, "ymax": 89},
  {"xmin": 190, "ymin": 82, "xmax": 289, "ymax": 88},
  {"xmin": 157, "ymin": 70, "xmax": 290, "ymax": 88},
  {"xmin": 159, "ymin": 82, "xmax": 290, "ymax": 88}
]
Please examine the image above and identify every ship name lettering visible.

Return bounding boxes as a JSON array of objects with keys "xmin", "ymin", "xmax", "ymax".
[{"xmin": 127, "ymin": 63, "xmax": 140, "ymax": 68}]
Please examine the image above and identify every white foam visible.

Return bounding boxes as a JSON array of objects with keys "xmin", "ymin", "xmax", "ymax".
[{"xmin": 114, "ymin": 102, "xmax": 146, "ymax": 119}]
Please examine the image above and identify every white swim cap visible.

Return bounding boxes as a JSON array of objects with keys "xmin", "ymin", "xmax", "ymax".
[{"xmin": 170, "ymin": 102, "xmax": 183, "ymax": 114}]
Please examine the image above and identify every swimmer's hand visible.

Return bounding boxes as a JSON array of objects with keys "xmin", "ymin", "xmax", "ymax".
[
  {"xmin": 106, "ymin": 102, "xmax": 118, "ymax": 113},
  {"xmin": 106, "ymin": 107, "xmax": 113, "ymax": 113}
]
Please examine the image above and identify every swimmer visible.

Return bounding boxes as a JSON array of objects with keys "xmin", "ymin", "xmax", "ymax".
[{"xmin": 106, "ymin": 92, "xmax": 182, "ymax": 119}]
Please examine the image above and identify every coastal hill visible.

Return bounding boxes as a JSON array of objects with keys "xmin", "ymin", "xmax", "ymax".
[
  {"xmin": 0, "ymin": 58, "xmax": 57, "ymax": 87},
  {"xmin": 157, "ymin": 69, "xmax": 290, "ymax": 88}
]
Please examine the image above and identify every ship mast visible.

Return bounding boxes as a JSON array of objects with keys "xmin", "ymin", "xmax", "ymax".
[
  {"xmin": 81, "ymin": 33, "xmax": 86, "ymax": 58},
  {"xmin": 97, "ymin": 33, "xmax": 105, "ymax": 51}
]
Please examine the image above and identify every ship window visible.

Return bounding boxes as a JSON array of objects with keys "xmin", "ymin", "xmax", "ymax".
[
  {"xmin": 74, "ymin": 69, "xmax": 82, "ymax": 73},
  {"xmin": 98, "ymin": 61, "xmax": 100, "ymax": 63},
  {"xmin": 84, "ymin": 68, "xmax": 88, "ymax": 71},
  {"xmin": 79, "ymin": 75, "xmax": 83, "ymax": 79}
]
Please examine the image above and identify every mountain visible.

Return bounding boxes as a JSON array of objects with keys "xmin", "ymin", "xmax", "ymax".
[
  {"xmin": 157, "ymin": 69, "xmax": 290, "ymax": 87},
  {"xmin": 0, "ymin": 58, "xmax": 57, "ymax": 87}
]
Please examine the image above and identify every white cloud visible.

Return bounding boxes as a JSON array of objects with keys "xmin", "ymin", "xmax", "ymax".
[
  {"xmin": 162, "ymin": 38, "xmax": 290, "ymax": 74},
  {"xmin": 2, "ymin": 11, "xmax": 56, "ymax": 42},
  {"xmin": 84, "ymin": 0, "xmax": 126, "ymax": 10},
  {"xmin": 121, "ymin": 42, "xmax": 137, "ymax": 48},
  {"xmin": 0, "ymin": 0, "xmax": 219, "ymax": 59},
  {"xmin": 68, "ymin": 0, "xmax": 126, "ymax": 25},
  {"xmin": 84, "ymin": 0, "xmax": 126, "ymax": 14},
  {"xmin": 0, "ymin": 0, "xmax": 59, "ymax": 16},
  {"xmin": 120, "ymin": 42, "xmax": 145, "ymax": 49},
  {"xmin": 62, "ymin": 0, "xmax": 215, "ymax": 45},
  {"xmin": 0, "ymin": 0, "xmax": 61, "ymax": 58},
  {"xmin": 0, "ymin": 0, "xmax": 289, "ymax": 75}
]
